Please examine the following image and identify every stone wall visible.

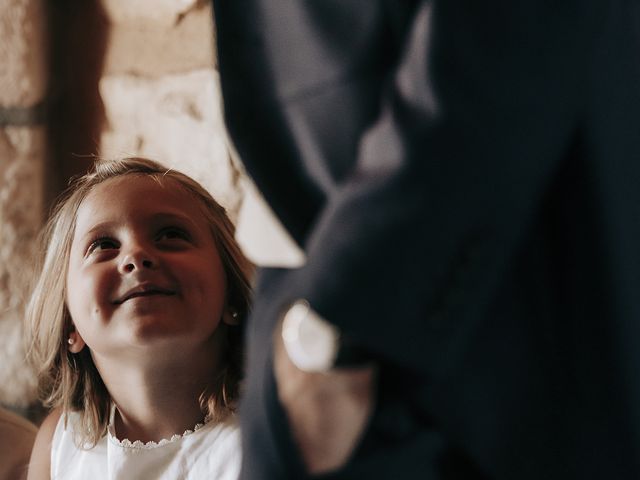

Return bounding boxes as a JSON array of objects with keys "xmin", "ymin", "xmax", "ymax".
[
  {"xmin": 99, "ymin": 0, "xmax": 244, "ymax": 216},
  {"xmin": 0, "ymin": 0, "xmax": 47, "ymax": 409}
]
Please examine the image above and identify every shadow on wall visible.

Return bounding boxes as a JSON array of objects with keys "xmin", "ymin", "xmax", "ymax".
[{"xmin": 45, "ymin": 0, "xmax": 109, "ymax": 204}]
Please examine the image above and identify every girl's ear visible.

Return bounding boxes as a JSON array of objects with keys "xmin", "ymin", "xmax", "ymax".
[
  {"xmin": 222, "ymin": 308, "xmax": 240, "ymax": 326},
  {"xmin": 67, "ymin": 331, "xmax": 86, "ymax": 354}
]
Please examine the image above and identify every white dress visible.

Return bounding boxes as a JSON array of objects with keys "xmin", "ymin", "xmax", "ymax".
[{"xmin": 51, "ymin": 408, "xmax": 241, "ymax": 480}]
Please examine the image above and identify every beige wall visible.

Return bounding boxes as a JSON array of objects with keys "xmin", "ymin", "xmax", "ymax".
[
  {"xmin": 0, "ymin": 0, "xmax": 47, "ymax": 410},
  {"xmin": 99, "ymin": 0, "xmax": 247, "ymax": 218}
]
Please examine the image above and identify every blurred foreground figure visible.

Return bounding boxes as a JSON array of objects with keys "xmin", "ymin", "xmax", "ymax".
[
  {"xmin": 213, "ymin": 1, "xmax": 640, "ymax": 478},
  {"xmin": 0, "ymin": 407, "xmax": 36, "ymax": 480}
]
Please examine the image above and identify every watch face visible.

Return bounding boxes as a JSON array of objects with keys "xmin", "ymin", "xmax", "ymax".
[{"xmin": 281, "ymin": 300, "xmax": 339, "ymax": 372}]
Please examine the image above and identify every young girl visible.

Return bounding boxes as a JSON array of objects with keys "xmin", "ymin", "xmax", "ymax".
[{"xmin": 26, "ymin": 158, "xmax": 253, "ymax": 479}]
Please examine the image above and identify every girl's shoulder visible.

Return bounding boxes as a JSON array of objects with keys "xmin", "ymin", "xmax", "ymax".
[{"xmin": 27, "ymin": 407, "xmax": 63, "ymax": 480}]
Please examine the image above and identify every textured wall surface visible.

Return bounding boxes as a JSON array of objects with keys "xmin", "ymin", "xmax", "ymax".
[
  {"xmin": 100, "ymin": 69, "xmax": 242, "ymax": 213},
  {"xmin": 0, "ymin": 0, "xmax": 47, "ymax": 107},
  {"xmin": 99, "ymin": 0, "xmax": 244, "ymax": 215},
  {"xmin": 0, "ymin": 0, "xmax": 47, "ymax": 408}
]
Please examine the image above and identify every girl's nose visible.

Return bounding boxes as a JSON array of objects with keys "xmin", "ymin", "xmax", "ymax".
[{"xmin": 119, "ymin": 249, "xmax": 156, "ymax": 273}]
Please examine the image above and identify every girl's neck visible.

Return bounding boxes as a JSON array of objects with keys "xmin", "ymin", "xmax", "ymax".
[
  {"xmin": 111, "ymin": 389, "xmax": 208, "ymax": 444},
  {"xmin": 95, "ymin": 341, "xmax": 223, "ymax": 443}
]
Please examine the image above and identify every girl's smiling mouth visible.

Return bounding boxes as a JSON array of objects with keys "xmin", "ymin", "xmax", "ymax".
[{"xmin": 114, "ymin": 284, "xmax": 176, "ymax": 304}]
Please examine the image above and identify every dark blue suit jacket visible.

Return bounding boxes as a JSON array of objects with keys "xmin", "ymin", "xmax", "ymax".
[{"xmin": 213, "ymin": 1, "xmax": 640, "ymax": 478}]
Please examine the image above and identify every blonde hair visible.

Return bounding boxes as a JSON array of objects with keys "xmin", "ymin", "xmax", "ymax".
[{"xmin": 26, "ymin": 157, "xmax": 253, "ymax": 446}]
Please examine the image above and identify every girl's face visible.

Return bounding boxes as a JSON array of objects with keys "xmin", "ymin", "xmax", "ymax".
[{"xmin": 65, "ymin": 175, "xmax": 228, "ymax": 360}]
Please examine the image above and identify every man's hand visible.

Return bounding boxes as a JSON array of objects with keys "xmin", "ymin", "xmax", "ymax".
[{"xmin": 273, "ymin": 321, "xmax": 377, "ymax": 475}]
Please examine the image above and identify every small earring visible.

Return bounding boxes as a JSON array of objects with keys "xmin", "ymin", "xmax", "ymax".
[
  {"xmin": 67, "ymin": 337, "xmax": 75, "ymax": 345},
  {"xmin": 223, "ymin": 308, "xmax": 240, "ymax": 326}
]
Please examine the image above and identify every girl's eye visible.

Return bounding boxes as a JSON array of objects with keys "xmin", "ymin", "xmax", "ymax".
[
  {"xmin": 87, "ymin": 237, "xmax": 119, "ymax": 255},
  {"xmin": 157, "ymin": 227, "xmax": 191, "ymax": 242}
]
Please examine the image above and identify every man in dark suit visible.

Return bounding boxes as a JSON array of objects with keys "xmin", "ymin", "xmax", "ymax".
[{"xmin": 212, "ymin": 1, "xmax": 640, "ymax": 478}]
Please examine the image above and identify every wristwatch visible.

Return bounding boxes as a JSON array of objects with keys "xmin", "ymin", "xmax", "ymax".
[{"xmin": 281, "ymin": 299, "xmax": 370, "ymax": 372}]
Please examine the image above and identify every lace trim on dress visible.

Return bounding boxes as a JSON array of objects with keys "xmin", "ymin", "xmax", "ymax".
[{"xmin": 107, "ymin": 403, "xmax": 211, "ymax": 450}]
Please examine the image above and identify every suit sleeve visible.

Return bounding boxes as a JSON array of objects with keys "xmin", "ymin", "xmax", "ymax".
[{"xmin": 277, "ymin": 0, "xmax": 604, "ymax": 374}]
